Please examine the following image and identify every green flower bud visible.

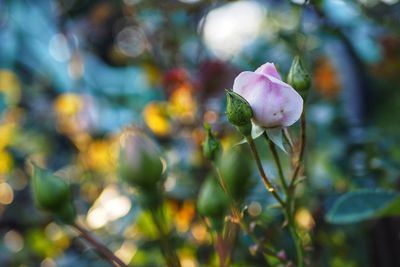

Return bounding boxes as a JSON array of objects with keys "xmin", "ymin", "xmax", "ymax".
[
  {"xmin": 197, "ymin": 176, "xmax": 229, "ymax": 230},
  {"xmin": 202, "ymin": 124, "xmax": 222, "ymax": 162},
  {"xmin": 219, "ymin": 146, "xmax": 253, "ymax": 202},
  {"xmin": 137, "ymin": 186, "xmax": 163, "ymax": 210},
  {"xmin": 225, "ymin": 90, "xmax": 253, "ymax": 136},
  {"xmin": 118, "ymin": 127, "xmax": 164, "ymax": 190},
  {"xmin": 55, "ymin": 202, "xmax": 76, "ymax": 225},
  {"xmin": 287, "ymin": 56, "xmax": 311, "ymax": 99},
  {"xmin": 31, "ymin": 164, "xmax": 70, "ymax": 211}
]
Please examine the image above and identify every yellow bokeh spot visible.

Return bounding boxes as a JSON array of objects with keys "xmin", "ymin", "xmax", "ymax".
[
  {"xmin": 168, "ymin": 85, "xmax": 196, "ymax": 123},
  {"xmin": 0, "ymin": 182, "xmax": 14, "ymax": 205},
  {"xmin": 295, "ymin": 208, "xmax": 315, "ymax": 230},
  {"xmin": 83, "ymin": 139, "xmax": 115, "ymax": 172},
  {"xmin": 0, "ymin": 122, "xmax": 16, "ymax": 150},
  {"xmin": 190, "ymin": 222, "xmax": 209, "ymax": 243},
  {"xmin": 44, "ymin": 223, "xmax": 70, "ymax": 250},
  {"xmin": 143, "ymin": 64, "xmax": 161, "ymax": 86},
  {"xmin": 173, "ymin": 201, "xmax": 196, "ymax": 233},
  {"xmin": 143, "ymin": 102, "xmax": 171, "ymax": 137},
  {"xmin": 0, "ymin": 70, "xmax": 21, "ymax": 105},
  {"xmin": 54, "ymin": 93, "xmax": 82, "ymax": 116},
  {"xmin": 180, "ymin": 256, "xmax": 197, "ymax": 267},
  {"xmin": 0, "ymin": 150, "xmax": 13, "ymax": 174}
]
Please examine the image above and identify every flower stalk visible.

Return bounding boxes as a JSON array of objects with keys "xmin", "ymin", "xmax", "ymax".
[
  {"xmin": 289, "ymin": 111, "xmax": 306, "ymax": 190},
  {"xmin": 150, "ymin": 208, "xmax": 182, "ymax": 267},
  {"xmin": 72, "ymin": 222, "xmax": 128, "ymax": 267},
  {"xmin": 245, "ymin": 135, "xmax": 285, "ymax": 208},
  {"xmin": 264, "ymin": 132, "xmax": 289, "ymax": 195}
]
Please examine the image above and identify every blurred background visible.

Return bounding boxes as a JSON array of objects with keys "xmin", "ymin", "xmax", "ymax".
[{"xmin": 1, "ymin": 0, "xmax": 400, "ymax": 266}]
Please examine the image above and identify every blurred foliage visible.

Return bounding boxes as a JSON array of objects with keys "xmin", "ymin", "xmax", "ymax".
[{"xmin": 1, "ymin": 0, "xmax": 400, "ymax": 266}]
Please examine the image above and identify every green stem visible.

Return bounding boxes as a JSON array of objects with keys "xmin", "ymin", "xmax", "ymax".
[
  {"xmin": 150, "ymin": 209, "xmax": 181, "ymax": 267},
  {"xmin": 246, "ymin": 136, "xmax": 285, "ymax": 208},
  {"xmin": 285, "ymin": 209, "xmax": 304, "ymax": 267},
  {"xmin": 289, "ymin": 112, "xmax": 306, "ymax": 189},
  {"xmin": 287, "ymin": 111, "xmax": 307, "ymax": 267},
  {"xmin": 211, "ymin": 163, "xmax": 286, "ymax": 265},
  {"xmin": 264, "ymin": 132, "xmax": 289, "ymax": 195},
  {"xmin": 238, "ymin": 219, "xmax": 286, "ymax": 264},
  {"xmin": 72, "ymin": 223, "xmax": 128, "ymax": 267}
]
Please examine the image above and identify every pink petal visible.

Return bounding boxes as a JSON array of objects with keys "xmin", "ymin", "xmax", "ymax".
[
  {"xmin": 233, "ymin": 72, "xmax": 303, "ymax": 128},
  {"xmin": 233, "ymin": 71, "xmax": 264, "ymax": 99},
  {"xmin": 255, "ymin": 62, "xmax": 281, "ymax": 80}
]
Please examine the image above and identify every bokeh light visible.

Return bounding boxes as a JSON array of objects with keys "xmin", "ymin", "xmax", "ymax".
[
  {"xmin": 86, "ymin": 185, "xmax": 131, "ymax": 229},
  {"xmin": 201, "ymin": 0, "xmax": 265, "ymax": 59}
]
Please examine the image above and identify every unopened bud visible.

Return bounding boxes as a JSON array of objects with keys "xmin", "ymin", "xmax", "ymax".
[
  {"xmin": 202, "ymin": 124, "xmax": 222, "ymax": 162},
  {"xmin": 31, "ymin": 164, "xmax": 76, "ymax": 224},
  {"xmin": 56, "ymin": 202, "xmax": 76, "ymax": 224},
  {"xmin": 197, "ymin": 176, "xmax": 229, "ymax": 230},
  {"xmin": 225, "ymin": 90, "xmax": 253, "ymax": 136},
  {"xmin": 118, "ymin": 127, "xmax": 163, "ymax": 190},
  {"xmin": 219, "ymin": 146, "xmax": 253, "ymax": 202},
  {"xmin": 31, "ymin": 164, "xmax": 70, "ymax": 211},
  {"xmin": 287, "ymin": 56, "xmax": 311, "ymax": 99}
]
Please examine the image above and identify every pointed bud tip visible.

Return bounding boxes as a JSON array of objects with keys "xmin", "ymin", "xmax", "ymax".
[
  {"xmin": 225, "ymin": 90, "xmax": 253, "ymax": 127},
  {"xmin": 31, "ymin": 165, "xmax": 71, "ymax": 212},
  {"xmin": 202, "ymin": 125, "xmax": 222, "ymax": 162},
  {"xmin": 288, "ymin": 56, "xmax": 311, "ymax": 99},
  {"xmin": 118, "ymin": 127, "xmax": 164, "ymax": 189}
]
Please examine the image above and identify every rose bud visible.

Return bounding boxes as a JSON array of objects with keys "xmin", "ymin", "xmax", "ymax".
[
  {"xmin": 31, "ymin": 164, "xmax": 76, "ymax": 224},
  {"xmin": 287, "ymin": 56, "xmax": 311, "ymax": 99},
  {"xmin": 202, "ymin": 124, "xmax": 222, "ymax": 162},
  {"xmin": 197, "ymin": 176, "xmax": 229, "ymax": 231},
  {"xmin": 56, "ymin": 202, "xmax": 76, "ymax": 225},
  {"xmin": 219, "ymin": 145, "xmax": 253, "ymax": 202},
  {"xmin": 233, "ymin": 62, "xmax": 303, "ymax": 129},
  {"xmin": 118, "ymin": 127, "xmax": 164, "ymax": 190},
  {"xmin": 225, "ymin": 90, "xmax": 253, "ymax": 136},
  {"xmin": 31, "ymin": 164, "xmax": 70, "ymax": 211}
]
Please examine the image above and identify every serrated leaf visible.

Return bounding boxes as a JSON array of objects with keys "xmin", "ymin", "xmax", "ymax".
[{"xmin": 326, "ymin": 189, "xmax": 400, "ymax": 224}]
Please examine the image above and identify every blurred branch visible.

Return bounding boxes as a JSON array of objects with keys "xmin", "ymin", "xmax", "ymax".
[{"xmin": 72, "ymin": 223, "xmax": 128, "ymax": 267}]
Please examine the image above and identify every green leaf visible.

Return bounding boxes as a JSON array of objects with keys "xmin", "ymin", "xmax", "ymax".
[{"xmin": 326, "ymin": 189, "xmax": 400, "ymax": 224}]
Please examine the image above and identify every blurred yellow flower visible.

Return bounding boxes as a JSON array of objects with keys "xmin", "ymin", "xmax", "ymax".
[
  {"xmin": 0, "ymin": 70, "xmax": 21, "ymax": 105},
  {"xmin": 190, "ymin": 222, "xmax": 210, "ymax": 244},
  {"xmin": 169, "ymin": 201, "xmax": 196, "ymax": 233},
  {"xmin": 0, "ymin": 122, "xmax": 16, "ymax": 150},
  {"xmin": 143, "ymin": 64, "xmax": 161, "ymax": 87},
  {"xmin": 81, "ymin": 139, "xmax": 116, "ymax": 172},
  {"xmin": 54, "ymin": 93, "xmax": 82, "ymax": 116},
  {"xmin": 143, "ymin": 102, "xmax": 171, "ymax": 137},
  {"xmin": 0, "ymin": 150, "xmax": 13, "ymax": 174},
  {"xmin": 295, "ymin": 208, "xmax": 315, "ymax": 230},
  {"xmin": 168, "ymin": 85, "xmax": 197, "ymax": 123}
]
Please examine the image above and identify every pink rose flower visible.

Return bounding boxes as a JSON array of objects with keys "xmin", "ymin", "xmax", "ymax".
[{"xmin": 233, "ymin": 62, "xmax": 303, "ymax": 128}]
